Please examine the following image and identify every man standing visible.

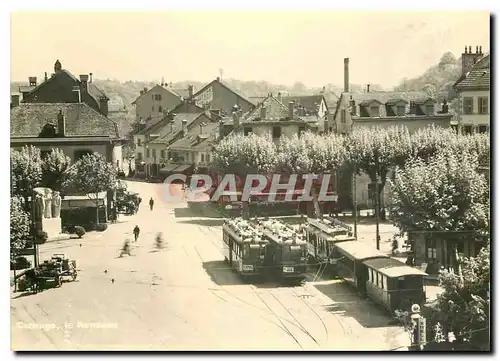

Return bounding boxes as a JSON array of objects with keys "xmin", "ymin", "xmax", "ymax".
[
  {"xmin": 149, "ymin": 197, "xmax": 154, "ymax": 211},
  {"xmin": 133, "ymin": 225, "xmax": 140, "ymax": 242}
]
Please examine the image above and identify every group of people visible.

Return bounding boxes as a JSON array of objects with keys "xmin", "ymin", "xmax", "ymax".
[{"xmin": 120, "ymin": 224, "xmax": 164, "ymax": 257}]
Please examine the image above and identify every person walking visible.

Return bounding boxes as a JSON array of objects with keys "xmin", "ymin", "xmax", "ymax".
[
  {"xmin": 120, "ymin": 239, "xmax": 132, "ymax": 257},
  {"xmin": 133, "ymin": 225, "xmax": 140, "ymax": 242},
  {"xmin": 149, "ymin": 197, "xmax": 154, "ymax": 211}
]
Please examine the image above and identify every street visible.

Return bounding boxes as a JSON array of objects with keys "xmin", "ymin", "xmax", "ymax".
[{"xmin": 11, "ymin": 181, "xmax": 410, "ymax": 351}]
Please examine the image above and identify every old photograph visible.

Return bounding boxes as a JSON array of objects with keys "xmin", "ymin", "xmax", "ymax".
[{"xmin": 9, "ymin": 11, "xmax": 490, "ymax": 351}]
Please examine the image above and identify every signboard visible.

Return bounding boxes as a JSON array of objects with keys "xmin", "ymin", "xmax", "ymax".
[{"xmin": 194, "ymin": 86, "xmax": 213, "ymax": 107}]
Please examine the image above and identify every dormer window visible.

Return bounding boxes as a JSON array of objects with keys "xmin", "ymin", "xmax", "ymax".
[
  {"xmin": 396, "ymin": 105, "xmax": 406, "ymax": 116},
  {"xmin": 370, "ymin": 105, "xmax": 380, "ymax": 117},
  {"xmin": 425, "ymin": 104, "xmax": 434, "ymax": 115}
]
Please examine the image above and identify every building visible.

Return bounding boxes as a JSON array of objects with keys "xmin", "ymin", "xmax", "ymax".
[
  {"xmin": 192, "ymin": 77, "xmax": 255, "ymax": 116},
  {"xmin": 10, "ymin": 102, "xmax": 123, "ymax": 166},
  {"xmin": 135, "ymin": 112, "xmax": 212, "ymax": 178},
  {"xmin": 281, "ymin": 94, "xmax": 329, "ymax": 119},
  {"xmin": 17, "ymin": 60, "xmax": 109, "ymax": 116},
  {"xmin": 131, "ymin": 84, "xmax": 185, "ymax": 125},
  {"xmin": 231, "ymin": 95, "xmax": 322, "ymax": 139},
  {"xmin": 453, "ymin": 46, "xmax": 490, "ymax": 135}
]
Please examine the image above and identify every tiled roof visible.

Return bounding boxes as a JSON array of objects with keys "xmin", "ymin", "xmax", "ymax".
[
  {"xmin": 282, "ymin": 95, "xmax": 326, "ymax": 113},
  {"xmin": 131, "ymin": 84, "xmax": 182, "ymax": 105},
  {"xmin": 193, "ymin": 78, "xmax": 256, "ymax": 107},
  {"xmin": 454, "ymin": 54, "xmax": 490, "ymax": 90},
  {"xmin": 146, "ymin": 113, "xmax": 206, "ymax": 144},
  {"xmin": 242, "ymin": 95, "xmax": 303, "ymax": 123},
  {"xmin": 169, "ymin": 121, "xmax": 219, "ymax": 151},
  {"xmin": 11, "ymin": 103, "xmax": 120, "ymax": 138}
]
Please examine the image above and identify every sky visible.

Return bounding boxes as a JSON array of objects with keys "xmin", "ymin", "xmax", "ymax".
[{"xmin": 10, "ymin": 12, "xmax": 490, "ymax": 89}]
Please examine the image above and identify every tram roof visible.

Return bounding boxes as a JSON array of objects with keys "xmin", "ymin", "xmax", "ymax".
[
  {"xmin": 263, "ymin": 230, "xmax": 307, "ymax": 245},
  {"xmin": 222, "ymin": 224, "xmax": 268, "ymax": 244},
  {"xmin": 307, "ymin": 219, "xmax": 351, "ymax": 235},
  {"xmin": 334, "ymin": 240, "xmax": 388, "ymax": 261},
  {"xmin": 363, "ymin": 258, "xmax": 428, "ymax": 278}
]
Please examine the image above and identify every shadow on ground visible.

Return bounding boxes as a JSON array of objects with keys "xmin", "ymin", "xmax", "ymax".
[
  {"xmin": 314, "ymin": 281, "xmax": 395, "ymax": 328},
  {"xmin": 177, "ymin": 219, "xmax": 224, "ymax": 227}
]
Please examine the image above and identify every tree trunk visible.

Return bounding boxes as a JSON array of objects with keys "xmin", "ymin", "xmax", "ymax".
[
  {"xmin": 95, "ymin": 199, "xmax": 100, "ymax": 225},
  {"xmin": 311, "ymin": 185, "xmax": 321, "ymax": 218}
]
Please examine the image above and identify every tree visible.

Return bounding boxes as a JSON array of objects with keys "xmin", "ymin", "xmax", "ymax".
[
  {"xmin": 66, "ymin": 153, "xmax": 117, "ymax": 224},
  {"xmin": 40, "ymin": 148, "xmax": 72, "ymax": 192},
  {"xmin": 436, "ymin": 245, "xmax": 490, "ymax": 349},
  {"xmin": 10, "ymin": 146, "xmax": 42, "ymax": 207},
  {"xmin": 10, "ymin": 196, "xmax": 30, "ymax": 253},
  {"xmin": 389, "ymin": 149, "xmax": 490, "ymax": 271}
]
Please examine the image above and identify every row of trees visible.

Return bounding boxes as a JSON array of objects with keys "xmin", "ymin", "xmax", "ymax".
[{"xmin": 10, "ymin": 147, "xmax": 116, "ymax": 254}]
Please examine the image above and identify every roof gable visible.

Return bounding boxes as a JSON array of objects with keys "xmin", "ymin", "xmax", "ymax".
[
  {"xmin": 282, "ymin": 95, "xmax": 326, "ymax": 112},
  {"xmin": 242, "ymin": 95, "xmax": 303, "ymax": 123},
  {"xmin": 193, "ymin": 78, "xmax": 256, "ymax": 107},
  {"xmin": 169, "ymin": 121, "xmax": 219, "ymax": 150},
  {"xmin": 454, "ymin": 54, "xmax": 490, "ymax": 90},
  {"xmin": 132, "ymin": 84, "xmax": 182, "ymax": 105}
]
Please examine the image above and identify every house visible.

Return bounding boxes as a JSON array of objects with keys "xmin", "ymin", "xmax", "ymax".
[
  {"xmin": 131, "ymin": 83, "xmax": 185, "ymax": 125},
  {"xmin": 281, "ymin": 94, "xmax": 329, "ymax": 119},
  {"xmin": 231, "ymin": 94, "xmax": 322, "ymax": 139},
  {"xmin": 332, "ymin": 58, "xmax": 453, "ymax": 134},
  {"xmin": 10, "ymin": 102, "xmax": 123, "ymax": 167},
  {"xmin": 453, "ymin": 46, "xmax": 490, "ymax": 135},
  {"xmin": 136, "ymin": 112, "xmax": 212, "ymax": 178},
  {"xmin": 192, "ymin": 77, "xmax": 255, "ymax": 116},
  {"xmin": 18, "ymin": 60, "xmax": 110, "ymax": 116}
]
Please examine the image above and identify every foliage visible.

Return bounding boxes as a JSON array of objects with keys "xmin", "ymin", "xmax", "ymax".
[
  {"xmin": 10, "ymin": 146, "xmax": 42, "ymax": 201},
  {"xmin": 436, "ymin": 245, "xmax": 490, "ymax": 349},
  {"xmin": 65, "ymin": 153, "xmax": 117, "ymax": 224},
  {"xmin": 389, "ymin": 149, "xmax": 490, "ymax": 241},
  {"xmin": 40, "ymin": 148, "xmax": 72, "ymax": 192},
  {"xmin": 74, "ymin": 226, "xmax": 86, "ymax": 238},
  {"xmin": 10, "ymin": 196, "xmax": 30, "ymax": 255},
  {"xmin": 34, "ymin": 231, "xmax": 48, "ymax": 245},
  {"xmin": 96, "ymin": 223, "xmax": 108, "ymax": 232}
]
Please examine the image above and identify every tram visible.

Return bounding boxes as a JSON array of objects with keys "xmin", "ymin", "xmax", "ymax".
[
  {"xmin": 303, "ymin": 215, "xmax": 356, "ymax": 268},
  {"xmin": 222, "ymin": 218, "xmax": 268, "ymax": 279},
  {"xmin": 251, "ymin": 218, "xmax": 308, "ymax": 283}
]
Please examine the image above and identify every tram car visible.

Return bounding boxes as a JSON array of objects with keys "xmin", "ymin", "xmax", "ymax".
[
  {"xmin": 222, "ymin": 218, "xmax": 268, "ymax": 279},
  {"xmin": 330, "ymin": 240, "xmax": 428, "ymax": 313},
  {"xmin": 251, "ymin": 218, "xmax": 308, "ymax": 282},
  {"xmin": 303, "ymin": 215, "xmax": 356, "ymax": 268}
]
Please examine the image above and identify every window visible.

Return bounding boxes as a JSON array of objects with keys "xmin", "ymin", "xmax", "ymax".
[
  {"xmin": 368, "ymin": 269, "xmax": 373, "ymax": 283},
  {"xmin": 243, "ymin": 127, "xmax": 252, "ymax": 136},
  {"xmin": 463, "ymin": 97, "xmax": 473, "ymax": 114},
  {"xmin": 375, "ymin": 272, "xmax": 379, "ymax": 286},
  {"xmin": 396, "ymin": 105, "xmax": 406, "ymax": 116},
  {"xmin": 426, "ymin": 238, "xmax": 437, "ymax": 260},
  {"xmin": 158, "ymin": 106, "xmax": 163, "ymax": 113},
  {"xmin": 478, "ymin": 97, "xmax": 489, "ymax": 114},
  {"xmin": 160, "ymin": 150, "xmax": 166, "ymax": 159},
  {"xmin": 153, "ymin": 94, "xmax": 162, "ymax": 101},
  {"xmin": 341, "ymin": 109, "xmax": 346, "ymax": 123},
  {"xmin": 146, "ymin": 148, "xmax": 150, "ymax": 158},
  {"xmin": 463, "ymin": 125, "xmax": 473, "ymax": 135},
  {"xmin": 478, "ymin": 125, "xmax": 489, "ymax": 134},
  {"xmin": 137, "ymin": 138, "xmax": 142, "ymax": 146},
  {"xmin": 425, "ymin": 104, "xmax": 434, "ymax": 115},
  {"xmin": 272, "ymin": 126, "xmax": 282, "ymax": 139},
  {"xmin": 116, "ymin": 160, "xmax": 120, "ymax": 168},
  {"xmin": 206, "ymin": 153, "xmax": 210, "ymax": 163},
  {"xmin": 137, "ymin": 152, "xmax": 143, "ymax": 161},
  {"xmin": 381, "ymin": 275, "xmax": 386, "ymax": 290},
  {"xmin": 201, "ymin": 153, "xmax": 205, "ymax": 162},
  {"xmin": 152, "ymin": 148, "xmax": 156, "ymax": 159},
  {"xmin": 370, "ymin": 106, "xmax": 380, "ymax": 117}
]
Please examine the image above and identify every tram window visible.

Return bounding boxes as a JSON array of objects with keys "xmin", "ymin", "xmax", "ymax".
[
  {"xmin": 375, "ymin": 272, "xmax": 379, "ymax": 287},
  {"xmin": 381, "ymin": 275, "xmax": 385, "ymax": 290},
  {"xmin": 368, "ymin": 269, "xmax": 373, "ymax": 283}
]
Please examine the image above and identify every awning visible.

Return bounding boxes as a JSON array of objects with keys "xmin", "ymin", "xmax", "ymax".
[
  {"xmin": 160, "ymin": 164, "xmax": 179, "ymax": 173},
  {"xmin": 174, "ymin": 164, "xmax": 192, "ymax": 173}
]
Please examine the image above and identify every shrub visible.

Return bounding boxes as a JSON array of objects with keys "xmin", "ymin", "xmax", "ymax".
[
  {"xmin": 34, "ymin": 231, "xmax": 48, "ymax": 244},
  {"xmin": 96, "ymin": 223, "xmax": 108, "ymax": 232},
  {"xmin": 74, "ymin": 226, "xmax": 86, "ymax": 238}
]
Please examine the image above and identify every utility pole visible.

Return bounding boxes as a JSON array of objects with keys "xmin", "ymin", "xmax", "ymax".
[
  {"xmin": 352, "ymin": 166, "xmax": 357, "ymax": 239},
  {"xmin": 375, "ymin": 159, "xmax": 381, "ymax": 250}
]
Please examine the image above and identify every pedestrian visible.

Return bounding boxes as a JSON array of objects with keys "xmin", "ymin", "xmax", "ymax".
[
  {"xmin": 120, "ymin": 239, "xmax": 132, "ymax": 257},
  {"xmin": 155, "ymin": 232, "xmax": 164, "ymax": 250},
  {"xmin": 149, "ymin": 197, "xmax": 154, "ymax": 211},
  {"xmin": 133, "ymin": 225, "xmax": 140, "ymax": 242}
]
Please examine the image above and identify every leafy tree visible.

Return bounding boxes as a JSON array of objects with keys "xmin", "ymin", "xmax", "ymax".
[
  {"xmin": 389, "ymin": 149, "xmax": 490, "ymax": 270},
  {"xmin": 66, "ymin": 153, "xmax": 117, "ymax": 224},
  {"xmin": 40, "ymin": 148, "xmax": 72, "ymax": 192},
  {"xmin": 436, "ymin": 245, "xmax": 490, "ymax": 349},
  {"xmin": 10, "ymin": 196, "xmax": 30, "ymax": 255},
  {"xmin": 10, "ymin": 146, "xmax": 42, "ymax": 206}
]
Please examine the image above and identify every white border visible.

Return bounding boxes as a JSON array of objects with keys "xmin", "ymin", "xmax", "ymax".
[{"xmin": 2, "ymin": 1, "xmax": 497, "ymax": 360}]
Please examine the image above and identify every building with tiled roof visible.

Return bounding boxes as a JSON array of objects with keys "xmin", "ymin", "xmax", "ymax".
[
  {"xmin": 453, "ymin": 46, "xmax": 490, "ymax": 135},
  {"xmin": 131, "ymin": 84, "xmax": 184, "ymax": 125},
  {"xmin": 16, "ymin": 60, "xmax": 110, "ymax": 117},
  {"xmin": 281, "ymin": 94, "xmax": 329, "ymax": 119},
  {"xmin": 10, "ymin": 102, "xmax": 124, "ymax": 166}
]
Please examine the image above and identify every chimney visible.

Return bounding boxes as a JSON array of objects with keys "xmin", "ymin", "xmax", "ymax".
[
  {"xmin": 216, "ymin": 77, "xmax": 220, "ymax": 82},
  {"xmin": 288, "ymin": 101, "xmax": 294, "ymax": 119},
  {"xmin": 140, "ymin": 90, "xmax": 144, "ymax": 96},
  {"xmin": 200, "ymin": 122, "xmax": 205, "ymax": 135},
  {"xmin": 28, "ymin": 77, "xmax": 37, "ymax": 86},
  {"xmin": 188, "ymin": 85, "xmax": 194, "ymax": 98},
  {"xmin": 232, "ymin": 110, "xmax": 240, "ymax": 128},
  {"xmin": 182, "ymin": 119, "xmax": 188, "ymax": 136},
  {"xmin": 461, "ymin": 45, "xmax": 483, "ymax": 75},
  {"xmin": 277, "ymin": 92, "xmax": 282, "ymax": 103},
  {"xmin": 344, "ymin": 58, "xmax": 349, "ymax": 93},
  {"xmin": 144, "ymin": 87, "xmax": 148, "ymax": 93},
  {"xmin": 57, "ymin": 110, "xmax": 66, "ymax": 137},
  {"xmin": 11, "ymin": 94, "xmax": 20, "ymax": 108},
  {"xmin": 441, "ymin": 99, "xmax": 449, "ymax": 114},
  {"xmin": 44, "ymin": 72, "xmax": 48, "ymax": 82},
  {"xmin": 79, "ymin": 74, "xmax": 89, "ymax": 93},
  {"xmin": 89, "ymin": 73, "xmax": 93, "ymax": 83},
  {"xmin": 367, "ymin": 84, "xmax": 370, "ymax": 93},
  {"xmin": 469, "ymin": 46, "xmax": 472, "ymax": 53},
  {"xmin": 260, "ymin": 106, "xmax": 267, "ymax": 120},
  {"xmin": 480, "ymin": 46, "xmax": 483, "ymax": 54}
]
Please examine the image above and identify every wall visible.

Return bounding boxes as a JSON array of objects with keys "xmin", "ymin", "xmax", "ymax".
[
  {"xmin": 240, "ymin": 123, "xmax": 301, "ymax": 138},
  {"xmin": 133, "ymin": 134, "xmax": 147, "ymax": 162},
  {"xmin": 457, "ymin": 89, "xmax": 490, "ymax": 128},
  {"xmin": 197, "ymin": 81, "xmax": 254, "ymax": 115},
  {"xmin": 112, "ymin": 144, "xmax": 123, "ymax": 170},
  {"xmin": 334, "ymin": 93, "xmax": 352, "ymax": 134},
  {"xmin": 353, "ymin": 117, "xmax": 452, "ymax": 133},
  {"xmin": 134, "ymin": 86, "xmax": 182, "ymax": 121}
]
